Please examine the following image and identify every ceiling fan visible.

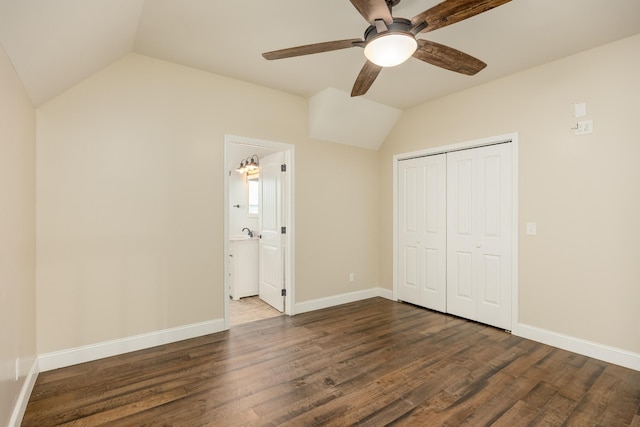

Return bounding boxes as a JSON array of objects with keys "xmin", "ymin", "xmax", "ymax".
[{"xmin": 262, "ymin": 0, "xmax": 511, "ymax": 97}]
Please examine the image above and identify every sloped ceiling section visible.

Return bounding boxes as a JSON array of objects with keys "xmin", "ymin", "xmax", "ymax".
[
  {"xmin": 0, "ymin": 0, "xmax": 144, "ymax": 106},
  {"xmin": 309, "ymin": 87, "xmax": 401, "ymax": 150},
  {"xmin": 1, "ymin": 0, "xmax": 640, "ymax": 113}
]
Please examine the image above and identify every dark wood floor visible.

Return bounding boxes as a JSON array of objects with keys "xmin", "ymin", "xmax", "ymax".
[{"xmin": 23, "ymin": 298, "xmax": 640, "ymax": 426}]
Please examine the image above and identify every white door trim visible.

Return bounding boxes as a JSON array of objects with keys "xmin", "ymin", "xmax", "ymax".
[
  {"xmin": 392, "ymin": 132, "xmax": 519, "ymax": 332},
  {"xmin": 224, "ymin": 135, "xmax": 295, "ymax": 330}
]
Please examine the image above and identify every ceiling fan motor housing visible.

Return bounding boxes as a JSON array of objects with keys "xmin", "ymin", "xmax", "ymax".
[{"xmin": 364, "ymin": 17, "xmax": 413, "ymax": 41}]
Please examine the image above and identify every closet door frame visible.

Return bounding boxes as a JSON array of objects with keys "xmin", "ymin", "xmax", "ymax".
[{"xmin": 392, "ymin": 132, "xmax": 519, "ymax": 333}]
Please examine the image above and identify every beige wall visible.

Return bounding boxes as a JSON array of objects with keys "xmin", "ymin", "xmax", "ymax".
[
  {"xmin": 379, "ymin": 34, "xmax": 640, "ymax": 354},
  {"xmin": 36, "ymin": 53, "xmax": 380, "ymax": 354},
  {"xmin": 0, "ymin": 44, "xmax": 36, "ymax": 424},
  {"xmin": 29, "ymin": 31, "xmax": 640, "ymax": 368},
  {"xmin": 296, "ymin": 139, "xmax": 379, "ymax": 302}
]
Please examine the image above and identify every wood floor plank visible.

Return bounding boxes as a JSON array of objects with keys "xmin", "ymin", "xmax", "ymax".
[
  {"xmin": 491, "ymin": 400, "xmax": 542, "ymax": 426},
  {"xmin": 22, "ymin": 298, "xmax": 640, "ymax": 426},
  {"xmin": 565, "ymin": 364, "xmax": 640, "ymax": 426},
  {"xmin": 531, "ymin": 392, "xmax": 577, "ymax": 425}
]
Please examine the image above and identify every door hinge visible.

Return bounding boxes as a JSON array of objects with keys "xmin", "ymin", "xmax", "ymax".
[
  {"xmin": 281, "ymin": 289, "xmax": 286, "ymax": 297},
  {"xmin": 281, "ymin": 164, "xmax": 286, "ymax": 172},
  {"xmin": 281, "ymin": 226, "xmax": 286, "ymax": 234}
]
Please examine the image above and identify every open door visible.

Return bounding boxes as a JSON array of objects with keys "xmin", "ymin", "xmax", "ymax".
[{"xmin": 259, "ymin": 151, "xmax": 285, "ymax": 312}]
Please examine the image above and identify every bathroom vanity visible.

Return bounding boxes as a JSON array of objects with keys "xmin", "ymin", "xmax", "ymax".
[{"xmin": 229, "ymin": 236, "xmax": 259, "ymax": 300}]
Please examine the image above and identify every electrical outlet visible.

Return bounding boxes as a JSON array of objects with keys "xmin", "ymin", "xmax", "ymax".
[
  {"xmin": 574, "ymin": 119, "xmax": 593, "ymax": 135},
  {"xmin": 349, "ymin": 273, "xmax": 355, "ymax": 283}
]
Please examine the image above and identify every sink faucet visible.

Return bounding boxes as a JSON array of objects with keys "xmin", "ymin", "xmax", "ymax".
[{"xmin": 241, "ymin": 227, "xmax": 253, "ymax": 238}]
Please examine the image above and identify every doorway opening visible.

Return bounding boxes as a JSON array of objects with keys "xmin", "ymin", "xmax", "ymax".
[{"xmin": 224, "ymin": 135, "xmax": 295, "ymax": 329}]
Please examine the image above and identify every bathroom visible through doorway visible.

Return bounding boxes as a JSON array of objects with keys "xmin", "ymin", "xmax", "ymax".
[{"xmin": 224, "ymin": 135, "xmax": 295, "ymax": 329}]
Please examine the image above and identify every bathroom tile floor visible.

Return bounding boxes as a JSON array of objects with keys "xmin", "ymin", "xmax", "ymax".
[{"xmin": 230, "ymin": 295, "xmax": 282, "ymax": 326}]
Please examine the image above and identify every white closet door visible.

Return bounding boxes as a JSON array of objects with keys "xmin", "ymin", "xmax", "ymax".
[
  {"xmin": 397, "ymin": 155, "xmax": 447, "ymax": 312},
  {"xmin": 447, "ymin": 144, "xmax": 512, "ymax": 329}
]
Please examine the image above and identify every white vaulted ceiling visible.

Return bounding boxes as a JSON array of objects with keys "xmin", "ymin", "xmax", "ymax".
[
  {"xmin": 0, "ymin": 0, "xmax": 144, "ymax": 106},
  {"xmin": 1, "ymin": 0, "xmax": 639, "ymax": 110}
]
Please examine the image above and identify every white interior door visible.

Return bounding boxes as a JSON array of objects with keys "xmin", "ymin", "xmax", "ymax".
[
  {"xmin": 397, "ymin": 154, "xmax": 447, "ymax": 312},
  {"xmin": 259, "ymin": 152, "xmax": 285, "ymax": 312},
  {"xmin": 447, "ymin": 143, "xmax": 512, "ymax": 329}
]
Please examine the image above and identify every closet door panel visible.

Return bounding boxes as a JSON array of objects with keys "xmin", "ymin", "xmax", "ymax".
[
  {"xmin": 401, "ymin": 245, "xmax": 419, "ymax": 304},
  {"xmin": 398, "ymin": 160, "xmax": 420, "ymax": 305},
  {"xmin": 447, "ymin": 151, "xmax": 478, "ymax": 320},
  {"xmin": 476, "ymin": 144, "xmax": 512, "ymax": 329},
  {"xmin": 447, "ymin": 144, "xmax": 512, "ymax": 329},
  {"xmin": 398, "ymin": 155, "xmax": 446, "ymax": 311},
  {"xmin": 419, "ymin": 156, "xmax": 447, "ymax": 311}
]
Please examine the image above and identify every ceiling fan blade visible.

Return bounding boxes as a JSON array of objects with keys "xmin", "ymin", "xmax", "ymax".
[
  {"xmin": 413, "ymin": 39, "xmax": 486, "ymax": 75},
  {"xmin": 350, "ymin": 0, "xmax": 393, "ymax": 24},
  {"xmin": 411, "ymin": 0, "xmax": 511, "ymax": 33},
  {"xmin": 351, "ymin": 60, "xmax": 383, "ymax": 97},
  {"xmin": 263, "ymin": 39, "xmax": 364, "ymax": 60}
]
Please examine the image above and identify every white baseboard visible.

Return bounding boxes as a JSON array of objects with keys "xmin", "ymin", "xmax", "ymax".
[
  {"xmin": 375, "ymin": 287, "xmax": 394, "ymax": 301},
  {"xmin": 32, "ymin": 289, "xmax": 393, "ymax": 373},
  {"xmin": 38, "ymin": 318, "xmax": 225, "ymax": 372},
  {"xmin": 294, "ymin": 291, "xmax": 639, "ymax": 372},
  {"xmin": 515, "ymin": 323, "xmax": 640, "ymax": 372},
  {"xmin": 294, "ymin": 287, "xmax": 393, "ymax": 315},
  {"xmin": 9, "ymin": 356, "xmax": 39, "ymax": 427}
]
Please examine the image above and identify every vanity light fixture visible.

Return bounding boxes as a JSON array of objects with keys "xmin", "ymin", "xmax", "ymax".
[{"xmin": 236, "ymin": 155, "xmax": 260, "ymax": 173}]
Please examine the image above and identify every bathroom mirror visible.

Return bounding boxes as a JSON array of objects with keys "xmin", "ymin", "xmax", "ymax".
[{"xmin": 247, "ymin": 174, "xmax": 259, "ymax": 216}]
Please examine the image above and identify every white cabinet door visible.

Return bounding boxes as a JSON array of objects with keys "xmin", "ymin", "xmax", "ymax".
[
  {"xmin": 259, "ymin": 152, "xmax": 284, "ymax": 312},
  {"xmin": 397, "ymin": 154, "xmax": 447, "ymax": 312},
  {"xmin": 230, "ymin": 239, "xmax": 259, "ymax": 300},
  {"xmin": 447, "ymin": 143, "xmax": 512, "ymax": 329}
]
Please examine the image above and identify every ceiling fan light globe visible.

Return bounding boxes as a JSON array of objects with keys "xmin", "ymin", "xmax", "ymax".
[{"xmin": 364, "ymin": 33, "xmax": 417, "ymax": 67}]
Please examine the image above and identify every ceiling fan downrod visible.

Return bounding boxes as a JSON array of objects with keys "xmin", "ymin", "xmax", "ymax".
[{"xmin": 364, "ymin": 17, "xmax": 413, "ymax": 41}]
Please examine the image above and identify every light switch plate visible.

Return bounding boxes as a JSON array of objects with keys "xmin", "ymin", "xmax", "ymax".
[
  {"xmin": 526, "ymin": 222, "xmax": 537, "ymax": 236},
  {"xmin": 574, "ymin": 102, "xmax": 587, "ymax": 118}
]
